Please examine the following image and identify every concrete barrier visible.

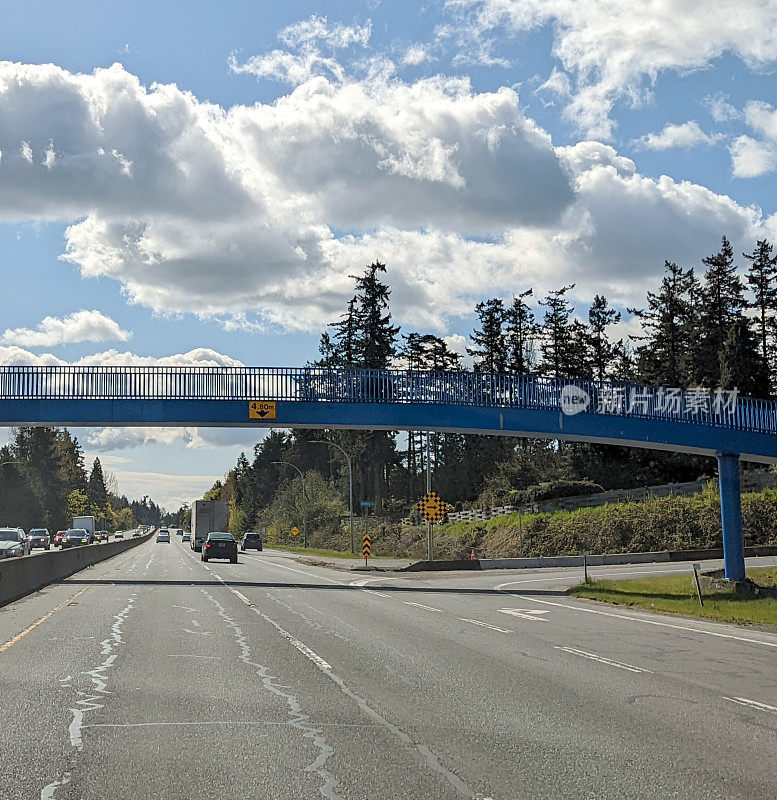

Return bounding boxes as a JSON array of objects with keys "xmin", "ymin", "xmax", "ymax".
[
  {"xmin": 410, "ymin": 546, "xmax": 777, "ymax": 572},
  {"xmin": 0, "ymin": 532, "xmax": 153, "ymax": 608}
]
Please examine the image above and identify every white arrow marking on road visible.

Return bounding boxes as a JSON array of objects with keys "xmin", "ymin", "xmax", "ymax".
[{"xmin": 499, "ymin": 608, "xmax": 551, "ymax": 622}]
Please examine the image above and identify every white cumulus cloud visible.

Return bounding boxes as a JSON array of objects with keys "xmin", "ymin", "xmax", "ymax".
[
  {"xmin": 730, "ymin": 135, "xmax": 777, "ymax": 178},
  {"xmin": 447, "ymin": 0, "xmax": 777, "ymax": 138},
  {"xmin": 0, "ymin": 54, "xmax": 773, "ymax": 333},
  {"xmin": 1, "ymin": 309, "xmax": 131, "ymax": 347},
  {"xmin": 635, "ymin": 121, "xmax": 721, "ymax": 151}
]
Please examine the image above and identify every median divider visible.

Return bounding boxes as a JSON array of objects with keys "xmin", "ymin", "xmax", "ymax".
[{"xmin": 0, "ymin": 532, "xmax": 154, "ymax": 608}]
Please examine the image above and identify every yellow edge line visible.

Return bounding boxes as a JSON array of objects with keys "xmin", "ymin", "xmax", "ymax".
[{"xmin": 0, "ymin": 541, "xmax": 149, "ymax": 654}]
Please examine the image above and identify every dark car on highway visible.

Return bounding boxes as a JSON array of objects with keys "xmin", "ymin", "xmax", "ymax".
[
  {"xmin": 241, "ymin": 532, "xmax": 262, "ymax": 552},
  {"xmin": 28, "ymin": 528, "xmax": 51, "ymax": 550},
  {"xmin": 60, "ymin": 528, "xmax": 90, "ymax": 549},
  {"xmin": 201, "ymin": 531, "xmax": 238, "ymax": 563}
]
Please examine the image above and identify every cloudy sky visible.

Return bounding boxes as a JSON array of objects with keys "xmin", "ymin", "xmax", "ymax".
[{"xmin": 2, "ymin": 0, "xmax": 777, "ymax": 508}]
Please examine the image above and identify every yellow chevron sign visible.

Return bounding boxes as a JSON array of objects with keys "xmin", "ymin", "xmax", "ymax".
[{"xmin": 362, "ymin": 533, "xmax": 372, "ymax": 558}]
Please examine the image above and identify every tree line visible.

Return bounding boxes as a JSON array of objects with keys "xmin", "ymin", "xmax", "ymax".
[
  {"xmin": 0, "ymin": 427, "xmax": 173, "ymax": 531},
  {"xmin": 207, "ymin": 236, "xmax": 777, "ymax": 542}
]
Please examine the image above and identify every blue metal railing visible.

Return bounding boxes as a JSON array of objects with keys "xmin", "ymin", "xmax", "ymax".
[{"xmin": 0, "ymin": 366, "xmax": 775, "ymax": 435}]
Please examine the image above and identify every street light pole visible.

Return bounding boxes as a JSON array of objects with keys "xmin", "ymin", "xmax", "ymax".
[
  {"xmin": 311, "ymin": 439, "xmax": 355, "ymax": 554},
  {"xmin": 272, "ymin": 461, "xmax": 307, "ymax": 547}
]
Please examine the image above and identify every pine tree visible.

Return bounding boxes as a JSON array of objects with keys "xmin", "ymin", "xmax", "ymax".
[
  {"xmin": 744, "ymin": 239, "xmax": 777, "ymax": 393},
  {"xmin": 87, "ymin": 457, "xmax": 109, "ymax": 510},
  {"xmin": 539, "ymin": 285, "xmax": 575, "ymax": 377},
  {"xmin": 696, "ymin": 236, "xmax": 747, "ymax": 385},
  {"xmin": 587, "ymin": 295, "xmax": 621, "ymax": 381},
  {"xmin": 504, "ymin": 290, "xmax": 538, "ymax": 373},
  {"xmin": 631, "ymin": 261, "xmax": 696, "ymax": 386},
  {"xmin": 468, "ymin": 298, "xmax": 507, "ymax": 372},
  {"xmin": 352, "ymin": 262, "xmax": 399, "ymax": 369},
  {"xmin": 719, "ymin": 318, "xmax": 769, "ymax": 396}
]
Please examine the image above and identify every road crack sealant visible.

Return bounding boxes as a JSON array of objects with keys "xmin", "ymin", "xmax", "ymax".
[
  {"xmin": 40, "ymin": 593, "xmax": 137, "ymax": 799},
  {"xmin": 180, "ymin": 542, "xmax": 492, "ymax": 799},
  {"xmin": 201, "ymin": 587, "xmax": 343, "ymax": 800}
]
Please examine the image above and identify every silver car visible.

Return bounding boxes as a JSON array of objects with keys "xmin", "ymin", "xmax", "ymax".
[{"xmin": 0, "ymin": 528, "xmax": 29, "ymax": 558}]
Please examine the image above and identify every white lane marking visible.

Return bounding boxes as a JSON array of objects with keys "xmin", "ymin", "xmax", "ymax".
[
  {"xmin": 505, "ymin": 594, "xmax": 777, "ymax": 650},
  {"xmin": 364, "ymin": 590, "xmax": 392, "ymax": 598},
  {"xmin": 722, "ymin": 696, "xmax": 777, "ymax": 714},
  {"xmin": 184, "ymin": 545, "xmax": 476, "ymax": 798},
  {"xmin": 498, "ymin": 608, "xmax": 550, "ymax": 622},
  {"xmin": 182, "ymin": 628, "xmax": 211, "ymax": 636},
  {"xmin": 169, "ymin": 654, "xmax": 218, "ymax": 659},
  {"xmin": 245, "ymin": 556, "xmax": 342, "ymax": 585},
  {"xmin": 404, "ymin": 601, "xmax": 444, "ymax": 613},
  {"xmin": 459, "ymin": 618, "xmax": 512, "ymax": 634},
  {"xmin": 201, "ymin": 588, "xmax": 342, "ymax": 799},
  {"xmin": 171, "ymin": 605, "xmax": 197, "ymax": 612},
  {"xmin": 190, "ymin": 620, "xmax": 200, "ymax": 627},
  {"xmin": 494, "ymin": 566, "xmax": 710, "ymax": 590},
  {"xmin": 234, "ymin": 590, "xmax": 250, "ymax": 604},
  {"xmin": 555, "ymin": 646, "xmax": 652, "ymax": 674},
  {"xmin": 84, "ymin": 720, "xmax": 378, "ymax": 729}
]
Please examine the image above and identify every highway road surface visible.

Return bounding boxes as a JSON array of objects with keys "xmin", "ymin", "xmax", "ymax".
[{"xmin": 2, "ymin": 540, "xmax": 777, "ymax": 799}]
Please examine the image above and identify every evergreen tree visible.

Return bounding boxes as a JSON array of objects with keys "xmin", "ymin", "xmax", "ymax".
[
  {"xmin": 468, "ymin": 298, "xmax": 507, "ymax": 372},
  {"xmin": 504, "ymin": 290, "xmax": 538, "ymax": 373},
  {"xmin": 87, "ymin": 457, "xmax": 109, "ymax": 510},
  {"xmin": 631, "ymin": 261, "xmax": 696, "ymax": 386},
  {"xmin": 588, "ymin": 295, "xmax": 621, "ymax": 381},
  {"xmin": 719, "ymin": 317, "xmax": 769, "ymax": 396},
  {"xmin": 539, "ymin": 285, "xmax": 575, "ymax": 377},
  {"xmin": 352, "ymin": 261, "xmax": 399, "ymax": 369},
  {"xmin": 744, "ymin": 239, "xmax": 777, "ymax": 392},
  {"xmin": 696, "ymin": 236, "xmax": 748, "ymax": 385}
]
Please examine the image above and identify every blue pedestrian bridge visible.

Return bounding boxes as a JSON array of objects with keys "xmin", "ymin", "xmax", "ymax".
[{"xmin": 1, "ymin": 365, "xmax": 775, "ymax": 580}]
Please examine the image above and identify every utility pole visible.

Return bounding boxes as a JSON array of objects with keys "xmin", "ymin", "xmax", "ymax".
[
  {"xmin": 426, "ymin": 431, "xmax": 433, "ymax": 561},
  {"xmin": 311, "ymin": 439, "xmax": 355, "ymax": 554},
  {"xmin": 272, "ymin": 461, "xmax": 307, "ymax": 547}
]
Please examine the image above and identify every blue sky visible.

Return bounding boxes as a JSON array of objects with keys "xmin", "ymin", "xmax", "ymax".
[{"xmin": 2, "ymin": 0, "xmax": 777, "ymax": 507}]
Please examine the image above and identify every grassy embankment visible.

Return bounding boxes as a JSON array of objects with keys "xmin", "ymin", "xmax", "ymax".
[
  {"xmin": 570, "ymin": 567, "xmax": 777, "ymax": 626},
  {"xmin": 267, "ymin": 481, "xmax": 777, "ymax": 561}
]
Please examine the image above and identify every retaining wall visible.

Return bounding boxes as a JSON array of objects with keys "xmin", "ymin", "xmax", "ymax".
[{"xmin": 0, "ymin": 532, "xmax": 153, "ymax": 608}]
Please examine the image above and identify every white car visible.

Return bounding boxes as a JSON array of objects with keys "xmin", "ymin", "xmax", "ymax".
[
  {"xmin": 114, "ymin": 531, "xmax": 124, "ymax": 539},
  {"xmin": 156, "ymin": 530, "xmax": 170, "ymax": 543},
  {"xmin": 181, "ymin": 533, "xmax": 191, "ymax": 543}
]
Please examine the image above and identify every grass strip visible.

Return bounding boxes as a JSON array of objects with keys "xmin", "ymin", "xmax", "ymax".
[{"xmin": 569, "ymin": 567, "xmax": 777, "ymax": 627}]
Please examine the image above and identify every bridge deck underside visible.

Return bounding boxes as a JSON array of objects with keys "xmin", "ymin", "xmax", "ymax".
[{"xmin": 1, "ymin": 399, "xmax": 775, "ymax": 463}]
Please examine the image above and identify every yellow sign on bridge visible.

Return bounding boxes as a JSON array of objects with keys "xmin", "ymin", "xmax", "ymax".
[{"xmin": 249, "ymin": 401, "xmax": 276, "ymax": 420}]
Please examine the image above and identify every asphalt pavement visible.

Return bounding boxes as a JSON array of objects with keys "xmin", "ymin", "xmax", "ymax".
[{"xmin": 2, "ymin": 539, "xmax": 777, "ymax": 799}]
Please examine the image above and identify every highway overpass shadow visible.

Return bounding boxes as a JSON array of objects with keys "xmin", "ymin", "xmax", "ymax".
[{"xmin": 57, "ymin": 579, "xmax": 568, "ymax": 597}]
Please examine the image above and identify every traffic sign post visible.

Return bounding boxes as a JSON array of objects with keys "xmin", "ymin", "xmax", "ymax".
[
  {"xmin": 362, "ymin": 532, "xmax": 371, "ymax": 565},
  {"xmin": 415, "ymin": 490, "xmax": 451, "ymax": 561},
  {"xmin": 291, "ymin": 526, "xmax": 300, "ymax": 537}
]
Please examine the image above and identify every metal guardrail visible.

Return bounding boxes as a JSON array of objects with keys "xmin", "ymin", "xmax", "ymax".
[{"xmin": 0, "ymin": 366, "xmax": 775, "ymax": 434}]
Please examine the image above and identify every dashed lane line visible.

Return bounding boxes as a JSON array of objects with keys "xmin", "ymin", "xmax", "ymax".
[
  {"xmin": 503, "ymin": 593, "xmax": 777, "ymax": 650},
  {"xmin": 554, "ymin": 646, "xmax": 652, "ymax": 674},
  {"xmin": 722, "ymin": 696, "xmax": 777, "ymax": 714},
  {"xmin": 459, "ymin": 618, "xmax": 512, "ymax": 634},
  {"xmin": 404, "ymin": 601, "xmax": 444, "ymax": 613}
]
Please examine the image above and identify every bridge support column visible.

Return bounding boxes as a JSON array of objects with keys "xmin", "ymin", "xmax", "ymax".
[{"xmin": 717, "ymin": 453, "xmax": 746, "ymax": 582}]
